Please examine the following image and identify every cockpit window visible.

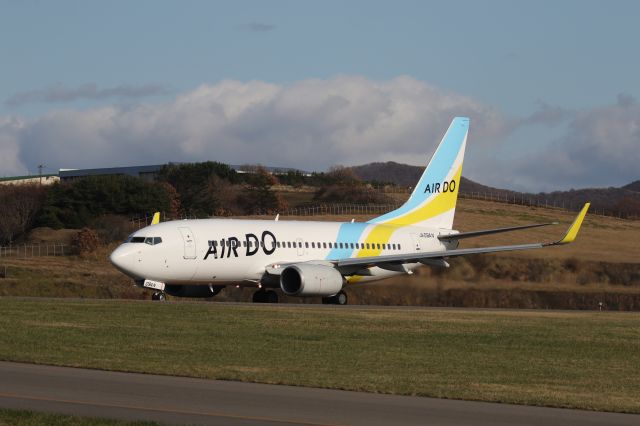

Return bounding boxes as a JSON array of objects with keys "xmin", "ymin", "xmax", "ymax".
[{"xmin": 128, "ymin": 236, "xmax": 162, "ymax": 245}]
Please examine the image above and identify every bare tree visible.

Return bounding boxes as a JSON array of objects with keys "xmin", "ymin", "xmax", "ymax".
[{"xmin": 0, "ymin": 184, "xmax": 45, "ymax": 244}]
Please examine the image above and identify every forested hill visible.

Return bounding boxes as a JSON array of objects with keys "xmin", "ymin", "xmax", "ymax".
[
  {"xmin": 349, "ymin": 161, "xmax": 491, "ymax": 193},
  {"xmin": 623, "ymin": 181, "xmax": 640, "ymax": 192},
  {"xmin": 350, "ymin": 161, "xmax": 640, "ymax": 216}
]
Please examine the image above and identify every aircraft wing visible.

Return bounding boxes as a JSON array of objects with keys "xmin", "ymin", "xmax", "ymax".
[
  {"xmin": 437, "ymin": 222, "xmax": 557, "ymax": 242},
  {"xmin": 334, "ymin": 203, "xmax": 590, "ymax": 273}
]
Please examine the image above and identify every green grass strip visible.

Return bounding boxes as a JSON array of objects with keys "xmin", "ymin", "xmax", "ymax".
[{"xmin": 1, "ymin": 299, "xmax": 639, "ymax": 413}]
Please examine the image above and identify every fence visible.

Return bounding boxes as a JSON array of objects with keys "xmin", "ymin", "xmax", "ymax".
[
  {"xmin": 129, "ymin": 192, "xmax": 639, "ymax": 227},
  {"xmin": 458, "ymin": 191, "xmax": 640, "ymax": 220},
  {"xmin": 0, "ymin": 243, "xmax": 67, "ymax": 257},
  {"xmin": 279, "ymin": 204, "xmax": 401, "ymax": 217},
  {"xmin": 129, "ymin": 212, "xmax": 198, "ymax": 229}
]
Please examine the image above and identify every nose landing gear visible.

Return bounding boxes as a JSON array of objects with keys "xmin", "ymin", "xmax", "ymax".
[
  {"xmin": 151, "ymin": 292, "xmax": 166, "ymax": 301},
  {"xmin": 322, "ymin": 291, "xmax": 348, "ymax": 305}
]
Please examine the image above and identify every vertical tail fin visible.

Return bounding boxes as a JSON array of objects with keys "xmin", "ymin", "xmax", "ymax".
[{"xmin": 368, "ymin": 117, "xmax": 469, "ymax": 229}]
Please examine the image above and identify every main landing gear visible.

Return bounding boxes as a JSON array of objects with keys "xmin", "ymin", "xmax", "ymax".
[
  {"xmin": 253, "ymin": 289, "xmax": 279, "ymax": 303},
  {"xmin": 151, "ymin": 292, "xmax": 166, "ymax": 301},
  {"xmin": 322, "ymin": 291, "xmax": 348, "ymax": 305}
]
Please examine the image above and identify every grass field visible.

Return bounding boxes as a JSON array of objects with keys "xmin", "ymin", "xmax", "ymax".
[
  {"xmin": 0, "ymin": 409, "xmax": 156, "ymax": 426},
  {"xmin": 1, "ymin": 299, "xmax": 638, "ymax": 413}
]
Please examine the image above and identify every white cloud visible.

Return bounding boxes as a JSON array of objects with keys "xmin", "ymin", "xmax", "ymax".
[
  {"xmin": 0, "ymin": 117, "xmax": 28, "ymax": 176},
  {"xmin": 0, "ymin": 76, "xmax": 508, "ymax": 174},
  {"xmin": 5, "ymin": 83, "xmax": 169, "ymax": 107},
  {"xmin": 1, "ymin": 77, "xmax": 636, "ymax": 191},
  {"xmin": 506, "ymin": 94, "xmax": 640, "ymax": 190}
]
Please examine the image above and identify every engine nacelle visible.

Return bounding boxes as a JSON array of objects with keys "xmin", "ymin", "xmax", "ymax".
[
  {"xmin": 164, "ymin": 284, "xmax": 224, "ymax": 298},
  {"xmin": 280, "ymin": 264, "xmax": 344, "ymax": 297}
]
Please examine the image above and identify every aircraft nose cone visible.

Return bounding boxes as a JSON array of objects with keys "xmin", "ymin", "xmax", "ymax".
[{"xmin": 109, "ymin": 245, "xmax": 137, "ymax": 277}]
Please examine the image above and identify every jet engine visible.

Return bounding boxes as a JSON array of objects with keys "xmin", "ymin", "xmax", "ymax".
[
  {"xmin": 280, "ymin": 264, "xmax": 344, "ymax": 297},
  {"xmin": 164, "ymin": 284, "xmax": 224, "ymax": 298}
]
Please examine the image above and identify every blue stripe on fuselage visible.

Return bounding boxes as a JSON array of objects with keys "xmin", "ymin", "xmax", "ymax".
[{"xmin": 325, "ymin": 222, "xmax": 369, "ymax": 260}]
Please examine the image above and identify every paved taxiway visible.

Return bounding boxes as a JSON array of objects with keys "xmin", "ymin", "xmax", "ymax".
[{"xmin": 0, "ymin": 362, "xmax": 637, "ymax": 425}]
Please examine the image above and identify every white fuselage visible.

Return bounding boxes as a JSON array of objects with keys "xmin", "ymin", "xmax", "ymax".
[{"xmin": 110, "ymin": 218, "xmax": 456, "ymax": 287}]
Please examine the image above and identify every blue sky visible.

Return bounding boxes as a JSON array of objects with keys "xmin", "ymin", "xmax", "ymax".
[{"xmin": 1, "ymin": 0, "xmax": 638, "ymax": 191}]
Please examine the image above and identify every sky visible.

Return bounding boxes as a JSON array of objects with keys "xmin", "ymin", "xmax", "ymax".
[{"xmin": 0, "ymin": 0, "xmax": 638, "ymax": 191}]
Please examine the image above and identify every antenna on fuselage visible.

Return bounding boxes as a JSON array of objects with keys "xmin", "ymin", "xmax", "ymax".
[{"xmin": 275, "ymin": 214, "xmax": 280, "ymax": 222}]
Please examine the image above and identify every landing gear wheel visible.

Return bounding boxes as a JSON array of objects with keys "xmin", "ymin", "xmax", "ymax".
[
  {"xmin": 322, "ymin": 291, "xmax": 348, "ymax": 305},
  {"xmin": 252, "ymin": 290, "xmax": 266, "ymax": 303},
  {"xmin": 151, "ymin": 292, "xmax": 166, "ymax": 301},
  {"xmin": 253, "ymin": 289, "xmax": 279, "ymax": 303},
  {"xmin": 266, "ymin": 290, "xmax": 279, "ymax": 303}
]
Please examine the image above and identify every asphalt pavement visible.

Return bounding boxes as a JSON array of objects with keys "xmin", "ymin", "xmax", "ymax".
[{"xmin": 0, "ymin": 361, "xmax": 637, "ymax": 425}]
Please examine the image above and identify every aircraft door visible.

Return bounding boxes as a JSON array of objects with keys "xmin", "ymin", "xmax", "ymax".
[
  {"xmin": 296, "ymin": 238, "xmax": 304, "ymax": 256},
  {"xmin": 178, "ymin": 227, "xmax": 197, "ymax": 259},
  {"xmin": 410, "ymin": 233, "xmax": 421, "ymax": 252}
]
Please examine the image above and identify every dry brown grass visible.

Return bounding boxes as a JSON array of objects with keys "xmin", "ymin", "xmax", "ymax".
[{"xmin": 1, "ymin": 199, "xmax": 638, "ymax": 306}]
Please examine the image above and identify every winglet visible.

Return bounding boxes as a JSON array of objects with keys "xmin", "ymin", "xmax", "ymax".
[
  {"xmin": 552, "ymin": 203, "xmax": 590, "ymax": 245},
  {"xmin": 151, "ymin": 212, "xmax": 161, "ymax": 225}
]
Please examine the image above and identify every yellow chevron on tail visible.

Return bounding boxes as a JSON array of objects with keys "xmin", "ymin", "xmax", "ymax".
[{"xmin": 368, "ymin": 117, "xmax": 469, "ymax": 230}]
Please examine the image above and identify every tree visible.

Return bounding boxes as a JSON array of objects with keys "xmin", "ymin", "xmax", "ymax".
[
  {"xmin": 313, "ymin": 166, "xmax": 393, "ymax": 204},
  {"xmin": 157, "ymin": 162, "xmax": 239, "ymax": 217},
  {"xmin": 35, "ymin": 176, "xmax": 172, "ymax": 229},
  {"xmin": 237, "ymin": 167, "xmax": 288, "ymax": 214},
  {"xmin": 0, "ymin": 184, "xmax": 45, "ymax": 244}
]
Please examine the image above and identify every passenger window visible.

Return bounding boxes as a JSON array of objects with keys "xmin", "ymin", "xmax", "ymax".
[
  {"xmin": 349, "ymin": 243, "xmax": 354, "ymax": 249},
  {"xmin": 312, "ymin": 242, "xmax": 315, "ymax": 248},
  {"xmin": 323, "ymin": 242, "xmax": 327, "ymax": 249},
  {"xmin": 366, "ymin": 243, "xmax": 370, "ymax": 249},
  {"xmin": 398, "ymin": 244, "xmax": 402, "ymax": 250},
  {"xmin": 305, "ymin": 242, "xmax": 309, "ymax": 248},
  {"xmin": 287, "ymin": 242, "xmax": 292, "ymax": 248},
  {"xmin": 377, "ymin": 243, "xmax": 381, "ymax": 249}
]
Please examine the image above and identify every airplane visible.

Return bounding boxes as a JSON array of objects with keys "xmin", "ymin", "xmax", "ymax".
[{"xmin": 109, "ymin": 117, "xmax": 590, "ymax": 304}]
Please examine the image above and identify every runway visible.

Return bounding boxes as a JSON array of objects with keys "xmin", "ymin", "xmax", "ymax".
[{"xmin": 0, "ymin": 362, "xmax": 637, "ymax": 425}]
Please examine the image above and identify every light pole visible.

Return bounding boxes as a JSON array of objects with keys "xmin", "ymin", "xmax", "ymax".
[{"xmin": 38, "ymin": 164, "xmax": 45, "ymax": 185}]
